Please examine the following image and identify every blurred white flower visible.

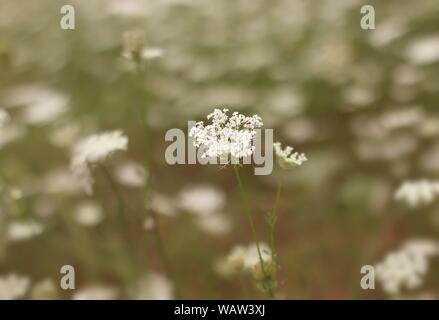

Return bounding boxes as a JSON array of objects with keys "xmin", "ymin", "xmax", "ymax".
[
  {"xmin": 70, "ymin": 130, "xmax": 128, "ymax": 195},
  {"xmin": 217, "ymin": 243, "xmax": 272, "ymax": 276},
  {"xmin": 143, "ymin": 216, "xmax": 155, "ymax": 231},
  {"xmin": 405, "ymin": 35, "xmax": 439, "ymax": 65},
  {"xmin": 72, "ymin": 285, "xmax": 118, "ymax": 300},
  {"xmin": 0, "ymin": 274, "xmax": 30, "ymax": 300},
  {"xmin": 74, "ymin": 201, "xmax": 104, "ymax": 227},
  {"xmin": 177, "ymin": 184, "xmax": 225, "ymax": 216},
  {"xmin": 376, "ymin": 240, "xmax": 439, "ymax": 295},
  {"xmin": 0, "ymin": 108, "xmax": 10, "ymax": 127},
  {"xmin": 341, "ymin": 85, "xmax": 376, "ymax": 107},
  {"xmin": 394, "ymin": 180, "xmax": 439, "ymax": 207},
  {"xmin": 22, "ymin": 93, "xmax": 68, "ymax": 125},
  {"xmin": 189, "ymin": 108, "xmax": 263, "ymax": 160},
  {"xmin": 114, "ymin": 161, "xmax": 146, "ymax": 188},
  {"xmin": 195, "ymin": 213, "xmax": 232, "ymax": 235},
  {"xmin": 132, "ymin": 273, "xmax": 174, "ymax": 300},
  {"xmin": 147, "ymin": 193, "xmax": 178, "ymax": 217},
  {"xmin": 141, "ymin": 47, "xmax": 164, "ymax": 60},
  {"xmin": 7, "ymin": 221, "xmax": 43, "ymax": 241},
  {"xmin": 273, "ymin": 142, "xmax": 307, "ymax": 169},
  {"xmin": 380, "ymin": 107, "xmax": 424, "ymax": 131}
]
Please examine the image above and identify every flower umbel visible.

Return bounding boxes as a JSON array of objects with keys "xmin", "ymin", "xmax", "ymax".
[
  {"xmin": 189, "ymin": 108, "xmax": 263, "ymax": 161},
  {"xmin": 394, "ymin": 179, "xmax": 439, "ymax": 207},
  {"xmin": 375, "ymin": 239, "xmax": 439, "ymax": 295},
  {"xmin": 273, "ymin": 141, "xmax": 307, "ymax": 169},
  {"xmin": 70, "ymin": 130, "xmax": 128, "ymax": 194}
]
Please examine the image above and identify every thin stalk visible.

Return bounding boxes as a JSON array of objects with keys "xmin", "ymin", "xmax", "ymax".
[
  {"xmin": 135, "ymin": 62, "xmax": 177, "ymax": 296},
  {"xmin": 233, "ymin": 165, "xmax": 274, "ymax": 298},
  {"xmin": 269, "ymin": 176, "xmax": 283, "ymax": 264}
]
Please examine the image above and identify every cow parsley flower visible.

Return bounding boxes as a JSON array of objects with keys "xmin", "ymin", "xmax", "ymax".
[
  {"xmin": 375, "ymin": 240, "xmax": 439, "ymax": 295},
  {"xmin": 7, "ymin": 221, "xmax": 43, "ymax": 241},
  {"xmin": 114, "ymin": 161, "xmax": 146, "ymax": 188},
  {"xmin": 0, "ymin": 274, "xmax": 30, "ymax": 300},
  {"xmin": 71, "ymin": 130, "xmax": 128, "ymax": 195},
  {"xmin": 394, "ymin": 180, "xmax": 439, "ymax": 207},
  {"xmin": 217, "ymin": 243, "xmax": 272, "ymax": 276},
  {"xmin": 273, "ymin": 141, "xmax": 307, "ymax": 169},
  {"xmin": 189, "ymin": 108, "xmax": 263, "ymax": 161},
  {"xmin": 74, "ymin": 201, "xmax": 104, "ymax": 227},
  {"xmin": 177, "ymin": 184, "xmax": 226, "ymax": 216},
  {"xmin": 131, "ymin": 273, "xmax": 174, "ymax": 300}
]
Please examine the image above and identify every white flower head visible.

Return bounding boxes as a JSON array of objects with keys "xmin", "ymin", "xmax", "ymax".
[
  {"xmin": 375, "ymin": 240, "xmax": 439, "ymax": 295},
  {"xmin": 394, "ymin": 180, "xmax": 439, "ymax": 208},
  {"xmin": 141, "ymin": 47, "xmax": 164, "ymax": 60},
  {"xmin": 217, "ymin": 243, "xmax": 272, "ymax": 276},
  {"xmin": 7, "ymin": 221, "xmax": 43, "ymax": 241},
  {"xmin": 74, "ymin": 201, "xmax": 104, "ymax": 227},
  {"xmin": 132, "ymin": 273, "xmax": 174, "ymax": 300},
  {"xmin": 195, "ymin": 213, "xmax": 232, "ymax": 235},
  {"xmin": 70, "ymin": 130, "xmax": 128, "ymax": 195},
  {"xmin": 273, "ymin": 141, "xmax": 307, "ymax": 169},
  {"xmin": 114, "ymin": 161, "xmax": 146, "ymax": 188},
  {"xmin": 189, "ymin": 108, "xmax": 263, "ymax": 161},
  {"xmin": 0, "ymin": 274, "xmax": 30, "ymax": 300},
  {"xmin": 177, "ymin": 184, "xmax": 225, "ymax": 216}
]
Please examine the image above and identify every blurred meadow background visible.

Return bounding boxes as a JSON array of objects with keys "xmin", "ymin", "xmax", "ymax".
[{"xmin": 0, "ymin": 0, "xmax": 439, "ymax": 299}]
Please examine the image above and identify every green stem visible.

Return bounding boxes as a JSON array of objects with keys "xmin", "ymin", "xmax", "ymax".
[
  {"xmin": 269, "ymin": 176, "xmax": 283, "ymax": 264},
  {"xmin": 136, "ymin": 64, "xmax": 178, "ymax": 297},
  {"xmin": 233, "ymin": 165, "xmax": 274, "ymax": 298}
]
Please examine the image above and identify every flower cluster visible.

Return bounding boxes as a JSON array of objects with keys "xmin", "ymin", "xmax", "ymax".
[
  {"xmin": 70, "ymin": 130, "xmax": 128, "ymax": 194},
  {"xmin": 273, "ymin": 141, "xmax": 307, "ymax": 169},
  {"xmin": 216, "ymin": 243, "xmax": 276, "ymax": 292},
  {"xmin": 394, "ymin": 179, "xmax": 439, "ymax": 207},
  {"xmin": 0, "ymin": 274, "xmax": 30, "ymax": 300},
  {"xmin": 217, "ymin": 243, "xmax": 272, "ymax": 276},
  {"xmin": 189, "ymin": 108, "xmax": 263, "ymax": 161},
  {"xmin": 375, "ymin": 239, "xmax": 439, "ymax": 295}
]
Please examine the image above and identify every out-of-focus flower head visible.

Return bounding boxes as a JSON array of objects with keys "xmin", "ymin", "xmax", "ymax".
[
  {"xmin": 0, "ymin": 274, "xmax": 30, "ymax": 300},
  {"xmin": 70, "ymin": 130, "xmax": 128, "ymax": 195},
  {"xmin": 177, "ymin": 184, "xmax": 225, "ymax": 216},
  {"xmin": 394, "ymin": 180, "xmax": 439, "ymax": 208},
  {"xmin": 216, "ymin": 243, "xmax": 272, "ymax": 276},
  {"xmin": 131, "ymin": 273, "xmax": 174, "ymax": 300},
  {"xmin": 74, "ymin": 201, "xmax": 104, "ymax": 227},
  {"xmin": 7, "ymin": 220, "xmax": 43, "ymax": 241},
  {"xmin": 375, "ymin": 240, "xmax": 439, "ymax": 295}
]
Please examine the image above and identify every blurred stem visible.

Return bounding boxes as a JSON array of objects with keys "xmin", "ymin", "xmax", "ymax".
[
  {"xmin": 135, "ymin": 62, "xmax": 178, "ymax": 296},
  {"xmin": 269, "ymin": 176, "xmax": 283, "ymax": 266},
  {"xmin": 99, "ymin": 164, "xmax": 138, "ymax": 276},
  {"xmin": 233, "ymin": 165, "xmax": 274, "ymax": 298}
]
